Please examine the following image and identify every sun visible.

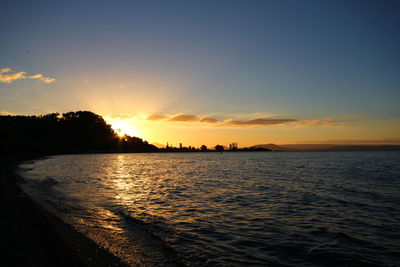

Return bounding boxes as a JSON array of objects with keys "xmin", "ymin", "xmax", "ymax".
[
  {"xmin": 106, "ymin": 118, "xmax": 140, "ymax": 137},
  {"xmin": 114, "ymin": 124, "xmax": 139, "ymax": 137}
]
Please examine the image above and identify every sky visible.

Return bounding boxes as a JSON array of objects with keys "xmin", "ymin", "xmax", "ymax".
[{"xmin": 1, "ymin": 0, "xmax": 399, "ymax": 147}]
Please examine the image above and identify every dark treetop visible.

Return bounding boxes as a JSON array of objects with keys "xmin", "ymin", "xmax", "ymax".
[{"xmin": 0, "ymin": 111, "xmax": 158, "ymax": 154}]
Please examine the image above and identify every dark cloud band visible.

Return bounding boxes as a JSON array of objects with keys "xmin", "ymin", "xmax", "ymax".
[
  {"xmin": 169, "ymin": 114, "xmax": 199, "ymax": 122},
  {"xmin": 227, "ymin": 118, "xmax": 297, "ymax": 126}
]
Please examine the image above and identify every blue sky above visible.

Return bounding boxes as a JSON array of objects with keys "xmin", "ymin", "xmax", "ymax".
[{"xmin": 1, "ymin": 0, "xmax": 399, "ymax": 145}]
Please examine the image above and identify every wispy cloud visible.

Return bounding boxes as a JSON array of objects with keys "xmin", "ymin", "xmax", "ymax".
[
  {"xmin": 226, "ymin": 118, "xmax": 297, "ymax": 127},
  {"xmin": 0, "ymin": 68, "xmax": 12, "ymax": 74},
  {"xmin": 144, "ymin": 112, "xmax": 364, "ymax": 129},
  {"xmin": 109, "ymin": 113, "xmax": 135, "ymax": 120},
  {"xmin": 0, "ymin": 70, "xmax": 26, "ymax": 83},
  {"xmin": 0, "ymin": 110, "xmax": 14, "ymax": 116},
  {"xmin": 169, "ymin": 114, "xmax": 199, "ymax": 122},
  {"xmin": 200, "ymin": 117, "xmax": 219, "ymax": 123},
  {"xmin": 146, "ymin": 113, "xmax": 298, "ymax": 127},
  {"xmin": 147, "ymin": 114, "xmax": 168, "ymax": 121},
  {"xmin": 292, "ymin": 115, "xmax": 367, "ymax": 128},
  {"xmin": 0, "ymin": 67, "xmax": 55, "ymax": 84},
  {"xmin": 298, "ymin": 118, "xmax": 336, "ymax": 127}
]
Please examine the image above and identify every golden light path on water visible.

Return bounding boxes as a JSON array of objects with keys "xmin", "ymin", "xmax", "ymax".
[
  {"xmin": 18, "ymin": 152, "xmax": 400, "ymax": 266},
  {"xmin": 103, "ymin": 154, "xmax": 188, "ymax": 220},
  {"xmin": 64, "ymin": 154, "xmax": 179, "ymax": 265}
]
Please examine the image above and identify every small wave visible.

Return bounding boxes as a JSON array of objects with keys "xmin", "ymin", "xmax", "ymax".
[
  {"xmin": 333, "ymin": 232, "xmax": 376, "ymax": 247},
  {"xmin": 111, "ymin": 208, "xmax": 185, "ymax": 266},
  {"xmin": 39, "ymin": 177, "xmax": 59, "ymax": 186},
  {"xmin": 18, "ymin": 166, "xmax": 34, "ymax": 172},
  {"xmin": 19, "ymin": 152, "xmax": 400, "ymax": 266},
  {"xmin": 307, "ymin": 242, "xmax": 384, "ymax": 266}
]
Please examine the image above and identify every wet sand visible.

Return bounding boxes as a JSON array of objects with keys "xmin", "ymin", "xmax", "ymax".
[{"xmin": 0, "ymin": 155, "xmax": 128, "ymax": 267}]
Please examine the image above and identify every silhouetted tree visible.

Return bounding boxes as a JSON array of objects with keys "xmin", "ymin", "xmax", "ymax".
[
  {"xmin": 215, "ymin": 145, "xmax": 224, "ymax": 152},
  {"xmin": 200, "ymin": 145, "xmax": 208, "ymax": 151},
  {"xmin": 0, "ymin": 111, "xmax": 158, "ymax": 154},
  {"xmin": 229, "ymin": 142, "xmax": 238, "ymax": 150}
]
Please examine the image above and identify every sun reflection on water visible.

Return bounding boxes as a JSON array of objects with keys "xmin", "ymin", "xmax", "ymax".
[{"xmin": 20, "ymin": 152, "xmax": 400, "ymax": 266}]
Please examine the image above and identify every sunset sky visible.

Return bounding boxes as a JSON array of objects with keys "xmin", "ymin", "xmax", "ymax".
[{"xmin": 1, "ymin": 0, "xmax": 399, "ymax": 147}]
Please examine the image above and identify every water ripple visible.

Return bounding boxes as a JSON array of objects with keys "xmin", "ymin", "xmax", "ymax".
[{"xmin": 19, "ymin": 151, "xmax": 400, "ymax": 266}]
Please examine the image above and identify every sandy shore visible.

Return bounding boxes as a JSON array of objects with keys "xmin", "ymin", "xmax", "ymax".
[{"xmin": 0, "ymin": 155, "xmax": 128, "ymax": 267}]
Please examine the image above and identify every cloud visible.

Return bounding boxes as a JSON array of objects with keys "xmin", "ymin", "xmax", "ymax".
[
  {"xmin": 226, "ymin": 118, "xmax": 297, "ymax": 126},
  {"xmin": 169, "ymin": 114, "xmax": 199, "ymax": 122},
  {"xmin": 300, "ymin": 118, "xmax": 336, "ymax": 127},
  {"xmin": 147, "ymin": 114, "xmax": 218, "ymax": 123},
  {"xmin": 0, "ymin": 110, "xmax": 14, "ymax": 116},
  {"xmin": 0, "ymin": 67, "xmax": 55, "ymax": 84},
  {"xmin": 41, "ymin": 77, "xmax": 56, "ymax": 83},
  {"xmin": 0, "ymin": 71, "xmax": 26, "ymax": 83},
  {"xmin": 28, "ymin": 74, "xmax": 43, "ymax": 79},
  {"xmin": 27, "ymin": 74, "xmax": 55, "ymax": 83},
  {"xmin": 294, "ymin": 115, "xmax": 367, "ymax": 128},
  {"xmin": 147, "ymin": 114, "xmax": 168, "ymax": 121},
  {"xmin": 144, "ymin": 111, "xmax": 362, "ymax": 129},
  {"xmin": 200, "ymin": 117, "xmax": 219, "ymax": 123},
  {"xmin": 109, "ymin": 113, "xmax": 135, "ymax": 120},
  {"xmin": 0, "ymin": 68, "xmax": 12, "ymax": 74}
]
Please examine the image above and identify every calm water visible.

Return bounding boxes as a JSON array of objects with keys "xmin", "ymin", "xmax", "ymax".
[{"xmin": 19, "ymin": 152, "xmax": 400, "ymax": 266}]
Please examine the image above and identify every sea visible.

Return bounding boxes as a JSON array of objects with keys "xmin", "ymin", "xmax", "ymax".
[{"xmin": 18, "ymin": 151, "xmax": 400, "ymax": 266}]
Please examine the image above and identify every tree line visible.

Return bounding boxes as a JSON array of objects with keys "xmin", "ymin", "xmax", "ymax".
[
  {"xmin": 0, "ymin": 111, "xmax": 270, "ymax": 154},
  {"xmin": 160, "ymin": 143, "xmax": 270, "ymax": 152},
  {"xmin": 0, "ymin": 111, "xmax": 158, "ymax": 154}
]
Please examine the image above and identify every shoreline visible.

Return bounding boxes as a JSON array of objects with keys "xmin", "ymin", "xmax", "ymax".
[{"xmin": 0, "ymin": 155, "xmax": 128, "ymax": 267}]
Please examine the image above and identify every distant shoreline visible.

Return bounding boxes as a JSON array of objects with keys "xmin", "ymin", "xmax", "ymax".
[{"xmin": 251, "ymin": 144, "xmax": 400, "ymax": 151}]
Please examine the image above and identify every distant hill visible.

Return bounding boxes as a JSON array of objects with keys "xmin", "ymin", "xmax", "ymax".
[
  {"xmin": 250, "ymin": 143, "xmax": 290, "ymax": 151},
  {"xmin": 252, "ymin": 143, "xmax": 400, "ymax": 151}
]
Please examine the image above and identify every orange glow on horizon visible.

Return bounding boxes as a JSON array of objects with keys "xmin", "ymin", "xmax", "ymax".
[
  {"xmin": 106, "ymin": 118, "xmax": 140, "ymax": 138},
  {"xmin": 102, "ymin": 113, "xmax": 400, "ymax": 148}
]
